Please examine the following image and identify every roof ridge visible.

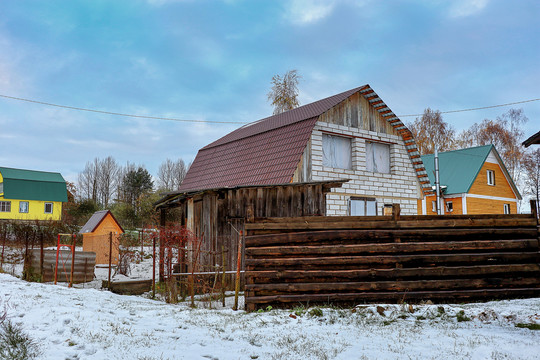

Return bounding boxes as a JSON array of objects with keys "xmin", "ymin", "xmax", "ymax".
[
  {"xmin": 202, "ymin": 85, "xmax": 369, "ymax": 150},
  {"xmin": 0, "ymin": 166, "xmax": 62, "ymax": 175},
  {"xmin": 421, "ymin": 144, "xmax": 493, "ymax": 157}
]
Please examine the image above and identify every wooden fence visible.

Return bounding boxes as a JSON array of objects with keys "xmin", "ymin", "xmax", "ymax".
[
  {"xmin": 244, "ymin": 209, "xmax": 540, "ymax": 311},
  {"xmin": 25, "ymin": 249, "xmax": 96, "ymax": 283}
]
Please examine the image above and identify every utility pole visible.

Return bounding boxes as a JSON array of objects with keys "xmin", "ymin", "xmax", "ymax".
[{"xmin": 434, "ymin": 147, "xmax": 441, "ymax": 215}]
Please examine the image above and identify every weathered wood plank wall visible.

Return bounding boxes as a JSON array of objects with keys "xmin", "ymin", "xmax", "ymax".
[
  {"xmin": 168, "ymin": 183, "xmax": 338, "ymax": 277},
  {"xmin": 244, "ymin": 213, "xmax": 540, "ymax": 311}
]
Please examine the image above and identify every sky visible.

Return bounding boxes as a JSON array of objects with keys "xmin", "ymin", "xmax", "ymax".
[{"xmin": 0, "ymin": 0, "xmax": 538, "ymax": 185}]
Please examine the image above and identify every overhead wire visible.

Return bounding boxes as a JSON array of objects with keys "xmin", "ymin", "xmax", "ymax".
[
  {"xmin": 398, "ymin": 98, "xmax": 540, "ymax": 117},
  {"xmin": 0, "ymin": 94, "xmax": 246, "ymax": 124},
  {"xmin": 1, "ymin": 93, "xmax": 538, "ymax": 123}
]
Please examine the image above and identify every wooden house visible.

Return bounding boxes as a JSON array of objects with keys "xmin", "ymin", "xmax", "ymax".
[
  {"xmin": 176, "ymin": 85, "xmax": 431, "ymax": 217},
  {"xmin": 0, "ymin": 167, "xmax": 67, "ymax": 221},
  {"xmin": 417, "ymin": 145, "xmax": 521, "ymax": 215},
  {"xmin": 80, "ymin": 210, "xmax": 124, "ymax": 265},
  {"xmin": 155, "ymin": 85, "xmax": 432, "ymax": 275}
]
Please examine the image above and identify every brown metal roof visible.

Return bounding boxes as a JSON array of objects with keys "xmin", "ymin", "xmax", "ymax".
[
  {"xmin": 180, "ymin": 84, "xmax": 432, "ymax": 195},
  {"xmin": 203, "ymin": 86, "xmax": 367, "ymax": 150}
]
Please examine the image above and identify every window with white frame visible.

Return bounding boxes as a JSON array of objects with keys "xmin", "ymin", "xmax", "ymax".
[
  {"xmin": 0, "ymin": 201, "xmax": 11, "ymax": 212},
  {"xmin": 350, "ymin": 197, "xmax": 377, "ymax": 216},
  {"xmin": 445, "ymin": 201, "xmax": 453, "ymax": 213},
  {"xmin": 44, "ymin": 203, "xmax": 53, "ymax": 214},
  {"xmin": 503, "ymin": 203, "xmax": 510, "ymax": 214},
  {"xmin": 366, "ymin": 141, "xmax": 390, "ymax": 174},
  {"xmin": 322, "ymin": 134, "xmax": 352, "ymax": 169},
  {"xmin": 487, "ymin": 170, "xmax": 495, "ymax": 186},
  {"xmin": 431, "ymin": 200, "xmax": 437, "ymax": 213},
  {"xmin": 19, "ymin": 201, "xmax": 29, "ymax": 213}
]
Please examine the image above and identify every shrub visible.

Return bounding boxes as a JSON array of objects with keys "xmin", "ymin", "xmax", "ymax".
[
  {"xmin": 0, "ymin": 320, "xmax": 41, "ymax": 360},
  {"xmin": 308, "ymin": 307, "xmax": 323, "ymax": 317},
  {"xmin": 456, "ymin": 310, "xmax": 471, "ymax": 322}
]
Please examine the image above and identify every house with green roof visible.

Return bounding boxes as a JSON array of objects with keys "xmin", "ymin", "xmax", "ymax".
[
  {"xmin": 417, "ymin": 145, "xmax": 521, "ymax": 215},
  {"xmin": 0, "ymin": 167, "xmax": 68, "ymax": 221}
]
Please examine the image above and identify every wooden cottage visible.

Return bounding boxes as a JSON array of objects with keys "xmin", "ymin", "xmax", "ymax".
[
  {"xmin": 80, "ymin": 210, "xmax": 124, "ymax": 265},
  {"xmin": 155, "ymin": 85, "xmax": 432, "ymax": 274},
  {"xmin": 417, "ymin": 145, "xmax": 521, "ymax": 215},
  {"xmin": 177, "ymin": 85, "xmax": 431, "ymax": 216}
]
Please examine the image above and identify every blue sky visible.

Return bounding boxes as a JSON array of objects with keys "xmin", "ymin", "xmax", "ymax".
[{"xmin": 0, "ymin": 0, "xmax": 538, "ymax": 185}]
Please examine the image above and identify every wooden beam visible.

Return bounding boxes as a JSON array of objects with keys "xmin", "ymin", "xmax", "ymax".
[
  {"xmin": 246, "ymin": 264, "xmax": 540, "ymax": 282},
  {"xmin": 245, "ymin": 239, "xmax": 538, "ymax": 257},
  {"xmin": 245, "ymin": 277, "xmax": 539, "ymax": 294},
  {"xmin": 245, "ymin": 252, "xmax": 538, "ymax": 270},
  {"xmin": 246, "ymin": 288, "xmax": 540, "ymax": 306},
  {"xmin": 244, "ymin": 228, "xmax": 539, "ymax": 247}
]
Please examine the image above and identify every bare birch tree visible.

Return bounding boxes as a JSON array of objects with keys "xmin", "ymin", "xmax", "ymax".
[
  {"xmin": 98, "ymin": 156, "xmax": 120, "ymax": 207},
  {"xmin": 77, "ymin": 158, "xmax": 100, "ymax": 202},
  {"xmin": 77, "ymin": 156, "xmax": 120, "ymax": 207},
  {"xmin": 267, "ymin": 69, "xmax": 301, "ymax": 115},
  {"xmin": 456, "ymin": 108, "xmax": 528, "ymax": 180},
  {"xmin": 157, "ymin": 158, "xmax": 188, "ymax": 191},
  {"xmin": 407, "ymin": 108, "xmax": 457, "ymax": 155}
]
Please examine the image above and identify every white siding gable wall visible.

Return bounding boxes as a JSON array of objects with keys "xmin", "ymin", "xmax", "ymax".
[{"xmin": 310, "ymin": 121, "xmax": 422, "ymax": 216}]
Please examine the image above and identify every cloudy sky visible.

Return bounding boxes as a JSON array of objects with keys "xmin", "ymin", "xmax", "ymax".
[{"xmin": 0, "ymin": 0, "xmax": 538, "ymax": 185}]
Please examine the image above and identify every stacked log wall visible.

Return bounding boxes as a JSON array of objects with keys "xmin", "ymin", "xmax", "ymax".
[{"xmin": 244, "ymin": 213, "xmax": 540, "ymax": 311}]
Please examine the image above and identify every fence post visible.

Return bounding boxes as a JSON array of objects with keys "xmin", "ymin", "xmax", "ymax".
[
  {"xmin": 531, "ymin": 200, "xmax": 538, "ymax": 222},
  {"xmin": 0, "ymin": 224, "xmax": 5, "ymax": 270},
  {"xmin": 159, "ymin": 209, "xmax": 166, "ymax": 282},
  {"xmin": 69, "ymin": 234, "xmax": 75, "ymax": 288},
  {"xmin": 40, "ymin": 232, "xmax": 44, "ymax": 281},
  {"xmin": 233, "ymin": 230, "xmax": 243, "ymax": 311},
  {"xmin": 392, "ymin": 204, "xmax": 401, "ymax": 221},
  {"xmin": 152, "ymin": 236, "xmax": 156, "ymax": 298},
  {"xmin": 54, "ymin": 234, "xmax": 60, "ymax": 285},
  {"xmin": 108, "ymin": 231, "xmax": 112, "ymax": 289},
  {"xmin": 221, "ymin": 245, "xmax": 226, "ymax": 307}
]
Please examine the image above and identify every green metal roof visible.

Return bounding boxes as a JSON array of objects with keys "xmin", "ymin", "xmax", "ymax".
[
  {"xmin": 421, "ymin": 145, "xmax": 493, "ymax": 195},
  {"xmin": 0, "ymin": 167, "xmax": 68, "ymax": 202}
]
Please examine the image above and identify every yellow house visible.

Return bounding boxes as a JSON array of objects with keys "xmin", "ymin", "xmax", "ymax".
[
  {"xmin": 417, "ymin": 145, "xmax": 521, "ymax": 215},
  {"xmin": 0, "ymin": 167, "xmax": 67, "ymax": 221}
]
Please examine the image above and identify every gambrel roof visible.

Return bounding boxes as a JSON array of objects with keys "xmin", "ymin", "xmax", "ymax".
[
  {"xmin": 179, "ymin": 85, "xmax": 431, "ymax": 194},
  {"xmin": 0, "ymin": 167, "xmax": 68, "ymax": 202}
]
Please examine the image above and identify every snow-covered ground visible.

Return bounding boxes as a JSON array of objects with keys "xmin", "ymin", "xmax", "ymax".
[
  {"xmin": 1, "ymin": 245, "xmax": 539, "ymax": 359},
  {"xmin": 1, "ymin": 273, "xmax": 539, "ymax": 359}
]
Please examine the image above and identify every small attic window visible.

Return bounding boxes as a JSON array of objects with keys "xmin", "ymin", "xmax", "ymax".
[
  {"xmin": 487, "ymin": 170, "xmax": 495, "ymax": 186},
  {"xmin": 366, "ymin": 142, "xmax": 390, "ymax": 174},
  {"xmin": 322, "ymin": 134, "xmax": 352, "ymax": 169}
]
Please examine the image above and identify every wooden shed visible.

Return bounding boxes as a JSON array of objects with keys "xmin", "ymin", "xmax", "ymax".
[
  {"xmin": 80, "ymin": 210, "xmax": 124, "ymax": 265},
  {"xmin": 154, "ymin": 180, "xmax": 346, "ymax": 277}
]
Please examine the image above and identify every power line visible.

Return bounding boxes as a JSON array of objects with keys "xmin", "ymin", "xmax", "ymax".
[
  {"xmin": 398, "ymin": 98, "xmax": 540, "ymax": 118},
  {"xmin": 1, "ymin": 92, "xmax": 538, "ymax": 123},
  {"xmin": 0, "ymin": 94, "xmax": 247, "ymax": 124}
]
